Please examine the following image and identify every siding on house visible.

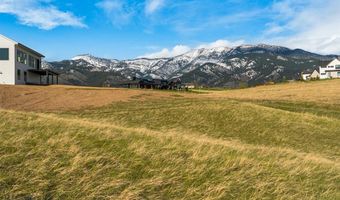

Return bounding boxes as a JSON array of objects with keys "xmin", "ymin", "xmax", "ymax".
[
  {"xmin": 310, "ymin": 70, "xmax": 320, "ymax": 79},
  {"xmin": 319, "ymin": 59, "xmax": 340, "ymax": 79},
  {"xmin": 0, "ymin": 35, "xmax": 16, "ymax": 85},
  {"xmin": 0, "ymin": 34, "xmax": 58, "ymax": 85},
  {"xmin": 301, "ymin": 70, "xmax": 319, "ymax": 80},
  {"xmin": 15, "ymin": 45, "xmax": 43, "ymax": 85}
]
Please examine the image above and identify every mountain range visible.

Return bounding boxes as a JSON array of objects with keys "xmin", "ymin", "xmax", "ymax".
[{"xmin": 43, "ymin": 44, "xmax": 338, "ymax": 88}]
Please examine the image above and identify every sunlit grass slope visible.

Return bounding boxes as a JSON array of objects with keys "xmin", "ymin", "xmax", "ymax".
[
  {"xmin": 65, "ymin": 99, "xmax": 339, "ymax": 158},
  {"xmin": 0, "ymin": 80, "xmax": 340, "ymax": 199},
  {"xmin": 0, "ymin": 110, "xmax": 338, "ymax": 199},
  {"xmin": 202, "ymin": 79, "xmax": 340, "ymax": 104}
]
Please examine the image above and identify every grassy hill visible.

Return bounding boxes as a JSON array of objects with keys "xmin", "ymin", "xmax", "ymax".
[{"xmin": 0, "ymin": 80, "xmax": 339, "ymax": 199}]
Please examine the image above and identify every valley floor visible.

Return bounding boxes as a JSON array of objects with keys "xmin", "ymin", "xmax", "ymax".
[{"xmin": 0, "ymin": 80, "xmax": 339, "ymax": 199}]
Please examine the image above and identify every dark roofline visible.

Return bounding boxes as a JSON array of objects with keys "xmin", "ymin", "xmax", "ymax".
[
  {"xmin": 28, "ymin": 69, "xmax": 59, "ymax": 75},
  {"xmin": 302, "ymin": 67, "xmax": 320, "ymax": 73},
  {"xmin": 325, "ymin": 69, "xmax": 340, "ymax": 72},
  {"xmin": 17, "ymin": 43, "xmax": 45, "ymax": 58}
]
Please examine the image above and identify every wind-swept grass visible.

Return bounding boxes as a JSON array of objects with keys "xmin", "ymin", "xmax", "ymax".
[
  {"xmin": 0, "ymin": 80, "xmax": 340, "ymax": 199},
  {"xmin": 63, "ymin": 99, "xmax": 340, "ymax": 158},
  {"xmin": 0, "ymin": 110, "xmax": 339, "ymax": 199}
]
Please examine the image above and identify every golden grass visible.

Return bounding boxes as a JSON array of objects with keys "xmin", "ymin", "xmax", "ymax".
[
  {"xmin": 2, "ymin": 79, "xmax": 340, "ymax": 112},
  {"xmin": 2, "ymin": 109, "xmax": 337, "ymax": 166},
  {"xmin": 202, "ymin": 79, "xmax": 340, "ymax": 104},
  {"xmin": 0, "ymin": 84, "xmax": 195, "ymax": 111},
  {"xmin": 0, "ymin": 110, "xmax": 339, "ymax": 199},
  {"xmin": 0, "ymin": 80, "xmax": 339, "ymax": 199},
  {"xmin": 64, "ymin": 98, "xmax": 339, "ymax": 159}
]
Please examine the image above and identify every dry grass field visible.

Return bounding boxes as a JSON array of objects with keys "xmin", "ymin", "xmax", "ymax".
[
  {"xmin": 203, "ymin": 79, "xmax": 340, "ymax": 104},
  {"xmin": 0, "ymin": 85, "xmax": 195, "ymax": 111},
  {"xmin": 0, "ymin": 80, "xmax": 339, "ymax": 199}
]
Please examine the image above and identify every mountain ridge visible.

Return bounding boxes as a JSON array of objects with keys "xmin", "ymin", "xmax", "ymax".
[{"xmin": 44, "ymin": 44, "xmax": 339, "ymax": 87}]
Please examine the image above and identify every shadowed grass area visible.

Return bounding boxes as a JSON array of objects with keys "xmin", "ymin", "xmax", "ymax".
[{"xmin": 0, "ymin": 110, "xmax": 339, "ymax": 199}]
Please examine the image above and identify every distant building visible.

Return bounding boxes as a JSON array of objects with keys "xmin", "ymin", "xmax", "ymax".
[
  {"xmin": 319, "ymin": 59, "xmax": 340, "ymax": 79},
  {"xmin": 116, "ymin": 77, "xmax": 183, "ymax": 90},
  {"xmin": 302, "ymin": 70, "xmax": 320, "ymax": 80},
  {"xmin": 0, "ymin": 34, "xmax": 59, "ymax": 85},
  {"xmin": 301, "ymin": 73, "xmax": 311, "ymax": 81},
  {"xmin": 184, "ymin": 83, "xmax": 195, "ymax": 89},
  {"xmin": 301, "ymin": 59, "xmax": 340, "ymax": 81},
  {"xmin": 310, "ymin": 70, "xmax": 320, "ymax": 79}
]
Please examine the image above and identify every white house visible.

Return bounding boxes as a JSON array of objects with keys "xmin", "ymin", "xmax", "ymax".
[
  {"xmin": 301, "ymin": 73, "xmax": 311, "ymax": 81},
  {"xmin": 319, "ymin": 59, "xmax": 340, "ymax": 79},
  {"xmin": 184, "ymin": 83, "xmax": 195, "ymax": 89},
  {"xmin": 0, "ymin": 34, "xmax": 59, "ymax": 85},
  {"xmin": 302, "ymin": 70, "xmax": 320, "ymax": 80}
]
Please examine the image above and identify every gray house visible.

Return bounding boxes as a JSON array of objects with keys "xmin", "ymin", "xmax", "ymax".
[{"xmin": 0, "ymin": 34, "xmax": 59, "ymax": 85}]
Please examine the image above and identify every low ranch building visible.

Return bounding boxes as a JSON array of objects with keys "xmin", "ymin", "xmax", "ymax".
[
  {"xmin": 0, "ymin": 34, "xmax": 59, "ymax": 85},
  {"xmin": 115, "ymin": 78, "xmax": 183, "ymax": 90}
]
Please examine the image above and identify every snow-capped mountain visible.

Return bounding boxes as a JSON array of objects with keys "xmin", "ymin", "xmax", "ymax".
[
  {"xmin": 70, "ymin": 54, "xmax": 119, "ymax": 72},
  {"xmin": 45, "ymin": 44, "xmax": 338, "ymax": 87}
]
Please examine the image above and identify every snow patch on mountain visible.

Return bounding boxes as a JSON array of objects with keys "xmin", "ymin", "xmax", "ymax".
[{"xmin": 45, "ymin": 44, "xmax": 337, "ymax": 87}]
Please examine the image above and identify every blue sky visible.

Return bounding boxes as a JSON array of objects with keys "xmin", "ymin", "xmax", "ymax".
[{"xmin": 0, "ymin": 0, "xmax": 339, "ymax": 61}]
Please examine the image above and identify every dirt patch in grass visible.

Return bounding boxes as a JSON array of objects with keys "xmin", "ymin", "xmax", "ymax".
[{"xmin": 0, "ymin": 85, "xmax": 196, "ymax": 111}]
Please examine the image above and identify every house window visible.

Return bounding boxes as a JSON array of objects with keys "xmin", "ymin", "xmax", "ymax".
[
  {"xmin": 337, "ymin": 72, "xmax": 340, "ymax": 77},
  {"xmin": 17, "ymin": 50, "xmax": 27, "ymax": 65},
  {"xmin": 0, "ymin": 48, "xmax": 9, "ymax": 60},
  {"xmin": 17, "ymin": 69, "xmax": 21, "ymax": 80},
  {"xmin": 29, "ymin": 55, "xmax": 35, "ymax": 68},
  {"xmin": 24, "ymin": 71, "xmax": 27, "ymax": 83},
  {"xmin": 36, "ymin": 58, "xmax": 40, "ymax": 69},
  {"xmin": 328, "ymin": 65, "xmax": 334, "ymax": 68},
  {"xmin": 321, "ymin": 73, "xmax": 326, "ymax": 75},
  {"xmin": 336, "ymin": 65, "xmax": 340, "ymax": 69}
]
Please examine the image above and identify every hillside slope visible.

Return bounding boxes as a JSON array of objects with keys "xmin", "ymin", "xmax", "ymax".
[{"xmin": 0, "ymin": 81, "xmax": 339, "ymax": 199}]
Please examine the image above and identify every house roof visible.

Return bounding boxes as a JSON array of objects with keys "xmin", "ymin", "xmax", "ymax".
[
  {"xmin": 310, "ymin": 70, "xmax": 320, "ymax": 76},
  {"xmin": 301, "ymin": 68, "xmax": 317, "ymax": 74},
  {"xmin": 327, "ymin": 58, "xmax": 340, "ymax": 66},
  {"xmin": 0, "ymin": 34, "xmax": 17, "ymax": 44},
  {"xmin": 325, "ymin": 69, "xmax": 340, "ymax": 72},
  {"xmin": 0, "ymin": 34, "xmax": 45, "ymax": 58},
  {"xmin": 17, "ymin": 43, "xmax": 45, "ymax": 58}
]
